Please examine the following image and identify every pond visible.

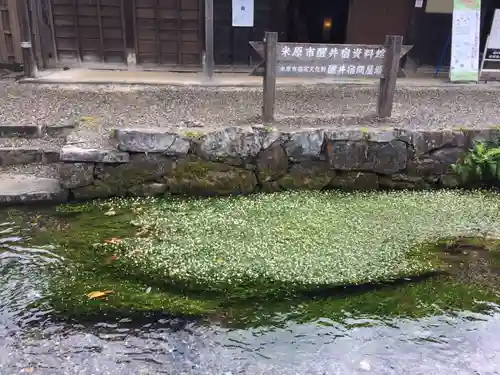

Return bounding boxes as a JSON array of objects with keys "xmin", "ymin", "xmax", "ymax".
[{"xmin": 1, "ymin": 191, "xmax": 500, "ymax": 375}]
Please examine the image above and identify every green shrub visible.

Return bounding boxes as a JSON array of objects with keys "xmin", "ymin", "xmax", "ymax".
[{"xmin": 452, "ymin": 140, "xmax": 500, "ymax": 187}]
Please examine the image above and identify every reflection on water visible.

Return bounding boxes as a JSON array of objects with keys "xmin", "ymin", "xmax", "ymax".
[{"xmin": 1, "ymin": 208, "xmax": 500, "ymax": 375}]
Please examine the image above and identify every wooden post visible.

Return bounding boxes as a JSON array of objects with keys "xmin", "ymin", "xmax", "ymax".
[
  {"xmin": 377, "ymin": 35, "xmax": 402, "ymax": 118},
  {"xmin": 204, "ymin": 0, "xmax": 214, "ymax": 80},
  {"xmin": 17, "ymin": 0, "xmax": 37, "ymax": 77},
  {"xmin": 263, "ymin": 31, "xmax": 278, "ymax": 123}
]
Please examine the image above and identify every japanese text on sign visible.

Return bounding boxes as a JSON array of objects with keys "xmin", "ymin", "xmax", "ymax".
[
  {"xmin": 279, "ymin": 45, "xmax": 386, "ymax": 61},
  {"xmin": 277, "ymin": 63, "xmax": 384, "ymax": 77}
]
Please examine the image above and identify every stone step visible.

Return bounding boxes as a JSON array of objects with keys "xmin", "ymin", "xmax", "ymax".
[
  {"xmin": 0, "ymin": 172, "xmax": 67, "ymax": 205},
  {"xmin": 0, "ymin": 120, "xmax": 76, "ymax": 139},
  {"xmin": 0, "ymin": 138, "xmax": 64, "ymax": 166}
]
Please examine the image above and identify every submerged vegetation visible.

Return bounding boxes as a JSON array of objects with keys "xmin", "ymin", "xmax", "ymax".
[{"xmin": 11, "ymin": 190, "xmax": 500, "ymax": 324}]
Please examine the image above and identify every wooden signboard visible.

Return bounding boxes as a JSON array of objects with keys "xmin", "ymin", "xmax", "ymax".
[
  {"xmin": 480, "ymin": 9, "xmax": 500, "ymax": 82},
  {"xmin": 250, "ymin": 42, "xmax": 412, "ymax": 78},
  {"xmin": 250, "ymin": 33, "xmax": 412, "ymax": 122}
]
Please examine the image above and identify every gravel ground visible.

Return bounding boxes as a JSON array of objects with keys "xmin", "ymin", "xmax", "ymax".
[
  {"xmin": 0, "ymin": 137, "xmax": 65, "ymax": 148},
  {"xmin": 1, "ymin": 81, "xmax": 500, "ymax": 135},
  {"xmin": 0, "ymin": 163, "xmax": 60, "ymax": 179}
]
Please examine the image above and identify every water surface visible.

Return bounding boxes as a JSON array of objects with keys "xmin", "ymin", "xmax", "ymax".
[{"xmin": 1, "ymin": 206, "xmax": 500, "ymax": 375}]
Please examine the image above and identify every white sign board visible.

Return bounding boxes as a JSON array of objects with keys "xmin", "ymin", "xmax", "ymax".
[
  {"xmin": 479, "ymin": 9, "xmax": 500, "ymax": 81},
  {"xmin": 232, "ymin": 0, "xmax": 254, "ymax": 27},
  {"xmin": 450, "ymin": 0, "xmax": 481, "ymax": 82},
  {"xmin": 488, "ymin": 9, "xmax": 500, "ymax": 48}
]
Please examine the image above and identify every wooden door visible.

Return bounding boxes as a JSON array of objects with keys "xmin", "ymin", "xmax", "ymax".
[
  {"xmin": 49, "ymin": 0, "xmax": 128, "ymax": 64},
  {"xmin": 134, "ymin": 0, "xmax": 202, "ymax": 66},
  {"xmin": 346, "ymin": 0, "xmax": 412, "ymax": 44}
]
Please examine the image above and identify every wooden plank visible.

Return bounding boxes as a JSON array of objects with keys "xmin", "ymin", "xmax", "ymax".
[
  {"xmin": 34, "ymin": 0, "xmax": 56, "ymax": 68},
  {"xmin": 176, "ymin": 0, "xmax": 181, "ymax": 64},
  {"xmin": 17, "ymin": 0, "xmax": 37, "ymax": 76},
  {"xmin": 7, "ymin": 0, "xmax": 22, "ymax": 62},
  {"xmin": 0, "ymin": 8, "xmax": 9, "ymax": 62},
  {"xmin": 96, "ymin": 0, "xmax": 105, "ymax": 62},
  {"xmin": 263, "ymin": 31, "xmax": 277, "ymax": 123},
  {"xmin": 204, "ymin": 0, "xmax": 213, "ymax": 78},
  {"xmin": 377, "ymin": 35, "xmax": 402, "ymax": 119},
  {"xmin": 72, "ymin": 0, "xmax": 82, "ymax": 62}
]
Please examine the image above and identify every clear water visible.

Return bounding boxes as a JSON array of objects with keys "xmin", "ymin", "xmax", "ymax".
[{"xmin": 1, "ymin": 208, "xmax": 500, "ymax": 375}]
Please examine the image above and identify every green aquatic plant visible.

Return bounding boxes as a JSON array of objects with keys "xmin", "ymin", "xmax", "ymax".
[
  {"xmin": 43, "ymin": 191, "xmax": 500, "ymax": 298},
  {"xmin": 16, "ymin": 190, "xmax": 500, "ymax": 323}
]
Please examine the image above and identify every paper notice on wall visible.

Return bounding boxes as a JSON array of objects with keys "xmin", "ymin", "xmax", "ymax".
[
  {"xmin": 450, "ymin": 0, "xmax": 481, "ymax": 82},
  {"xmin": 232, "ymin": 0, "xmax": 254, "ymax": 27},
  {"xmin": 415, "ymin": 0, "xmax": 424, "ymax": 8}
]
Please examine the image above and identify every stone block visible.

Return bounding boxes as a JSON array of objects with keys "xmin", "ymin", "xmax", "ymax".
[
  {"xmin": 198, "ymin": 127, "xmax": 264, "ymax": 162},
  {"xmin": 326, "ymin": 140, "xmax": 408, "ymax": 174},
  {"xmin": 407, "ymin": 147, "xmax": 465, "ymax": 176},
  {"xmin": 285, "ymin": 130, "xmax": 325, "ymax": 161},
  {"xmin": 165, "ymin": 156, "xmax": 258, "ymax": 196},
  {"xmin": 411, "ymin": 130, "xmax": 467, "ymax": 155},
  {"xmin": 256, "ymin": 143, "xmax": 289, "ymax": 183},
  {"xmin": 59, "ymin": 163, "xmax": 94, "ymax": 189},
  {"xmin": 379, "ymin": 174, "xmax": 432, "ymax": 190},
  {"xmin": 278, "ymin": 161, "xmax": 334, "ymax": 190},
  {"xmin": 96, "ymin": 153, "xmax": 175, "ymax": 188},
  {"xmin": 115, "ymin": 128, "xmax": 191, "ymax": 155},
  {"xmin": 331, "ymin": 171, "xmax": 379, "ymax": 190},
  {"xmin": 60, "ymin": 146, "xmax": 130, "ymax": 163},
  {"xmin": 0, "ymin": 174, "xmax": 68, "ymax": 205},
  {"xmin": 72, "ymin": 180, "xmax": 125, "ymax": 200},
  {"xmin": 325, "ymin": 128, "xmax": 399, "ymax": 143}
]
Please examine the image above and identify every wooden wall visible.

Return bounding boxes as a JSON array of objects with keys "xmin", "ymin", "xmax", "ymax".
[{"xmin": 0, "ymin": 0, "xmax": 22, "ymax": 65}]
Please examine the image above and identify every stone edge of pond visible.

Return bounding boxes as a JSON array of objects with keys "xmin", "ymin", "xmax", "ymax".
[{"xmin": 2, "ymin": 125, "xmax": 498, "ymax": 204}]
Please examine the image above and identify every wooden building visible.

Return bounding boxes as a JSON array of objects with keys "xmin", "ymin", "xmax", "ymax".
[{"xmin": 25, "ymin": 0, "xmax": 500, "ymax": 75}]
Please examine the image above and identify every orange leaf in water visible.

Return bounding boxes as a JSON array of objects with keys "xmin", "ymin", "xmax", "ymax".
[
  {"xmin": 86, "ymin": 290, "xmax": 114, "ymax": 300},
  {"xmin": 104, "ymin": 237, "xmax": 122, "ymax": 245}
]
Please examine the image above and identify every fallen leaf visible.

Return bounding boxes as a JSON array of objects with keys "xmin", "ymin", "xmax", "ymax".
[
  {"xmin": 104, "ymin": 210, "xmax": 116, "ymax": 216},
  {"xmin": 108, "ymin": 254, "xmax": 119, "ymax": 264},
  {"xmin": 87, "ymin": 290, "xmax": 114, "ymax": 300},
  {"xmin": 104, "ymin": 237, "xmax": 122, "ymax": 245}
]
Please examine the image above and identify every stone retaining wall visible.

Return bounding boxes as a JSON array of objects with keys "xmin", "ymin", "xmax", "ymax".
[{"xmin": 58, "ymin": 126, "xmax": 498, "ymax": 199}]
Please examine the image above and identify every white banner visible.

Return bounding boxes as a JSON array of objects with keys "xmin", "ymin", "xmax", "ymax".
[{"xmin": 450, "ymin": 0, "xmax": 481, "ymax": 82}]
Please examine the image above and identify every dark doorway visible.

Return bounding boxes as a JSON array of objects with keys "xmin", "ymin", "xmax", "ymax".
[{"xmin": 287, "ymin": 0, "xmax": 350, "ymax": 43}]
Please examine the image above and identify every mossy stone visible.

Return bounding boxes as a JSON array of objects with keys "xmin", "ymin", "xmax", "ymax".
[
  {"xmin": 72, "ymin": 180, "xmax": 125, "ymax": 200},
  {"xmin": 256, "ymin": 143, "xmax": 289, "ymax": 183},
  {"xmin": 96, "ymin": 154, "xmax": 175, "ymax": 189},
  {"xmin": 330, "ymin": 171, "xmax": 379, "ymax": 190},
  {"xmin": 278, "ymin": 161, "xmax": 334, "ymax": 190},
  {"xmin": 165, "ymin": 156, "xmax": 258, "ymax": 196}
]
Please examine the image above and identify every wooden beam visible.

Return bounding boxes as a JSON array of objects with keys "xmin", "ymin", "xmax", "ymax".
[
  {"xmin": 204, "ymin": 0, "xmax": 214, "ymax": 79},
  {"xmin": 263, "ymin": 31, "xmax": 278, "ymax": 123},
  {"xmin": 17, "ymin": 0, "xmax": 36, "ymax": 77},
  {"xmin": 377, "ymin": 35, "xmax": 402, "ymax": 119}
]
